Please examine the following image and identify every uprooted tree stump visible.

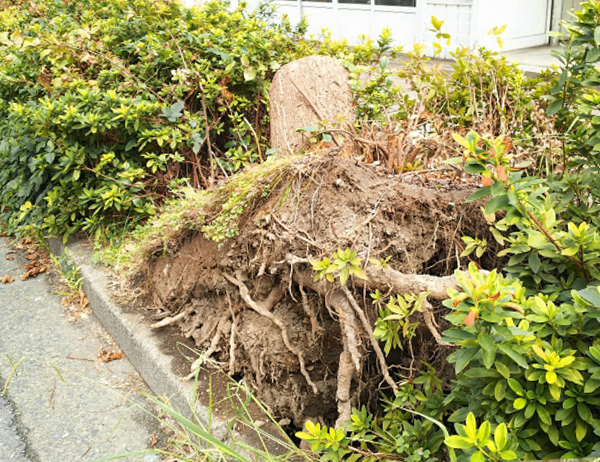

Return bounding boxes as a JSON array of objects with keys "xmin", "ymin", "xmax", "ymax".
[
  {"xmin": 134, "ymin": 154, "xmax": 498, "ymax": 429},
  {"xmin": 269, "ymin": 56, "xmax": 355, "ymax": 153}
]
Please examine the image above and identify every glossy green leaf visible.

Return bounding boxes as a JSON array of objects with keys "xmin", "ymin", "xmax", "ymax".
[
  {"xmin": 497, "ymin": 344, "xmax": 529, "ymax": 369},
  {"xmin": 514, "ymin": 398, "xmax": 527, "ymax": 410},
  {"xmin": 444, "ymin": 435, "xmax": 473, "ymax": 449}
]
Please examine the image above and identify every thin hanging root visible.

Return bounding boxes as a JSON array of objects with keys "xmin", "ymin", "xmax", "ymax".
[
  {"xmin": 422, "ymin": 299, "xmax": 448, "ymax": 345},
  {"xmin": 300, "ymin": 285, "xmax": 323, "ymax": 341},
  {"xmin": 151, "ymin": 310, "xmax": 188, "ymax": 329},
  {"xmin": 341, "ymin": 285, "xmax": 398, "ymax": 395},
  {"xmin": 228, "ymin": 311, "xmax": 238, "ymax": 376},
  {"xmin": 183, "ymin": 311, "xmax": 232, "ymax": 381},
  {"xmin": 223, "ymin": 273, "xmax": 319, "ymax": 395}
]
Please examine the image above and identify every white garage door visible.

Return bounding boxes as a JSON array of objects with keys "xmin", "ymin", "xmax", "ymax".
[{"xmin": 478, "ymin": 0, "xmax": 551, "ymax": 51}]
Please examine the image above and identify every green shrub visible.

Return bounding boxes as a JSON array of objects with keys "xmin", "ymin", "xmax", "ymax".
[
  {"xmin": 441, "ymin": 127, "xmax": 600, "ymax": 459},
  {"xmin": 0, "ymin": 0, "xmax": 335, "ymax": 240}
]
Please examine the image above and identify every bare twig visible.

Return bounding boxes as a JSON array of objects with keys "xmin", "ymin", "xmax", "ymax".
[
  {"xmin": 49, "ymin": 381, "xmax": 56, "ymax": 410},
  {"xmin": 317, "ymin": 128, "xmax": 389, "ymax": 158},
  {"xmin": 66, "ymin": 356, "xmax": 95, "ymax": 362}
]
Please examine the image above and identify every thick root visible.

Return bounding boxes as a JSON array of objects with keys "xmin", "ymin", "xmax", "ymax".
[
  {"xmin": 362, "ymin": 266, "xmax": 458, "ymax": 300},
  {"xmin": 335, "ymin": 348, "xmax": 355, "ymax": 428}
]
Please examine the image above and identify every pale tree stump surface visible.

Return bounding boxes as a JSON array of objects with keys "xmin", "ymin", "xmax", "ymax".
[{"xmin": 269, "ymin": 55, "xmax": 355, "ymax": 153}]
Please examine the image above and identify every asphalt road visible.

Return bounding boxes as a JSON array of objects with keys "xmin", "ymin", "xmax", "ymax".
[
  {"xmin": 0, "ymin": 237, "xmax": 159, "ymax": 462},
  {"xmin": 0, "ymin": 394, "xmax": 30, "ymax": 461}
]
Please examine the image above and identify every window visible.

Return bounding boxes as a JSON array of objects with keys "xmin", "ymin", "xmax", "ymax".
[{"xmin": 374, "ymin": 0, "xmax": 415, "ymax": 5}]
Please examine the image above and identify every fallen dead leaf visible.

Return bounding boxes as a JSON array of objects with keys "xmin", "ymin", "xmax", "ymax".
[
  {"xmin": 0, "ymin": 275, "xmax": 14, "ymax": 284},
  {"xmin": 25, "ymin": 254, "xmax": 39, "ymax": 260},
  {"xmin": 5, "ymin": 256, "xmax": 14, "ymax": 261},
  {"xmin": 150, "ymin": 434, "xmax": 158, "ymax": 448},
  {"xmin": 98, "ymin": 348, "xmax": 124, "ymax": 363},
  {"xmin": 20, "ymin": 261, "xmax": 47, "ymax": 280}
]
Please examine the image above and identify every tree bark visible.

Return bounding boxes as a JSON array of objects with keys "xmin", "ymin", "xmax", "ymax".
[{"xmin": 269, "ymin": 56, "xmax": 355, "ymax": 153}]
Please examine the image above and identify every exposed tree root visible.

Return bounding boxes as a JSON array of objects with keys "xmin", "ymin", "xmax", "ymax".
[
  {"xmin": 361, "ymin": 266, "xmax": 459, "ymax": 300},
  {"xmin": 229, "ymin": 307, "xmax": 238, "ymax": 376},
  {"xmin": 300, "ymin": 285, "xmax": 323, "ymax": 342},
  {"xmin": 222, "ymin": 272, "xmax": 319, "ymax": 394},
  {"xmin": 287, "ymin": 255, "xmax": 459, "ymax": 300},
  {"xmin": 151, "ymin": 309, "xmax": 188, "ymax": 329},
  {"xmin": 335, "ymin": 348, "xmax": 355, "ymax": 428},
  {"xmin": 422, "ymin": 299, "xmax": 447, "ymax": 345},
  {"xmin": 138, "ymin": 156, "xmax": 497, "ymax": 425},
  {"xmin": 330, "ymin": 290, "xmax": 362, "ymax": 372}
]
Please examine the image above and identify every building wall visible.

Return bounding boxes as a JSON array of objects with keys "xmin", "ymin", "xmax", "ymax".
[
  {"xmin": 274, "ymin": 0, "xmax": 421, "ymax": 47},
  {"xmin": 181, "ymin": 0, "xmax": 554, "ymax": 54}
]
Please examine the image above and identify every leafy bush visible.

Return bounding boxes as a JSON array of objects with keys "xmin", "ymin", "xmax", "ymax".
[
  {"xmin": 398, "ymin": 32, "xmax": 556, "ymax": 153},
  {"xmin": 0, "ymin": 0, "xmax": 368, "ymax": 240},
  {"xmin": 440, "ymin": 124, "xmax": 600, "ymax": 459}
]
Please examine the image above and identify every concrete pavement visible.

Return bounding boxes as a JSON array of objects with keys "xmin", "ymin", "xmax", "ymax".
[
  {"xmin": 0, "ymin": 237, "xmax": 159, "ymax": 462},
  {"xmin": 501, "ymin": 45, "xmax": 562, "ymax": 76}
]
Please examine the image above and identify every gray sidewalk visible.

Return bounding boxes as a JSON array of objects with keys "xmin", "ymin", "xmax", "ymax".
[
  {"xmin": 501, "ymin": 45, "xmax": 562, "ymax": 75},
  {"xmin": 0, "ymin": 237, "xmax": 159, "ymax": 462}
]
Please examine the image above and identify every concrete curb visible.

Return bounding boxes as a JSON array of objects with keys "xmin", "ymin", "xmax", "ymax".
[{"xmin": 46, "ymin": 237, "xmax": 229, "ymax": 441}]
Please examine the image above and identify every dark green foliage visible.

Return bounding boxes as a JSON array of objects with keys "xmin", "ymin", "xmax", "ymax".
[{"xmin": 0, "ymin": 0, "xmax": 321, "ymax": 240}]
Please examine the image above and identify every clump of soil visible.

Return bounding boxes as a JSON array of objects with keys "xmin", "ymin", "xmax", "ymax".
[{"xmin": 133, "ymin": 153, "xmax": 497, "ymax": 428}]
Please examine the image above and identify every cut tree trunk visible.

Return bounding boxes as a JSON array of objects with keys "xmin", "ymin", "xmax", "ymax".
[{"xmin": 269, "ymin": 55, "xmax": 355, "ymax": 153}]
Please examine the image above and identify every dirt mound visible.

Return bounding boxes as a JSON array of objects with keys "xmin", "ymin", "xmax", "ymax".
[{"xmin": 135, "ymin": 154, "xmax": 495, "ymax": 428}]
